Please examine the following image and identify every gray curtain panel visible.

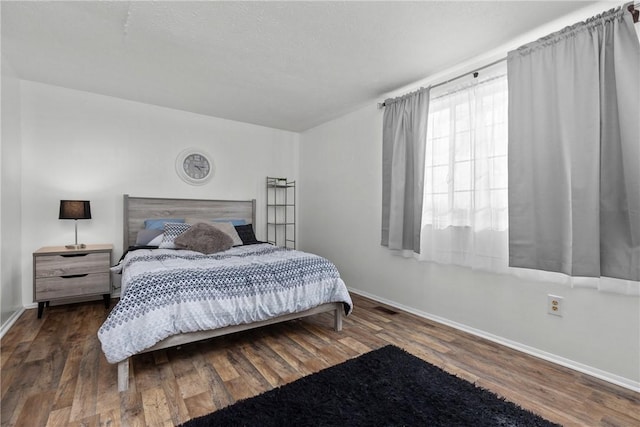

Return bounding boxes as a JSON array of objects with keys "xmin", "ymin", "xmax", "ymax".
[
  {"xmin": 381, "ymin": 87, "xmax": 430, "ymax": 253},
  {"xmin": 507, "ymin": 5, "xmax": 640, "ymax": 281}
]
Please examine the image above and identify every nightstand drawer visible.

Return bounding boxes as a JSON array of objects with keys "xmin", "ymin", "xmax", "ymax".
[
  {"xmin": 35, "ymin": 252, "xmax": 110, "ymax": 278},
  {"xmin": 35, "ymin": 272, "xmax": 110, "ymax": 300}
]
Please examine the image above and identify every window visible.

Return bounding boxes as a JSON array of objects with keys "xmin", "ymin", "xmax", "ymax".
[
  {"xmin": 423, "ymin": 72, "xmax": 508, "ymax": 230},
  {"xmin": 418, "ymin": 60, "xmax": 636, "ymax": 293},
  {"xmin": 420, "ymin": 69, "xmax": 509, "ymax": 271}
]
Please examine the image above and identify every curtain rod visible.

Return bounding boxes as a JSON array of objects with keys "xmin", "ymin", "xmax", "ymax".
[
  {"xmin": 377, "ymin": 57, "xmax": 506, "ymax": 109},
  {"xmin": 379, "ymin": 3, "xmax": 639, "ymax": 109}
]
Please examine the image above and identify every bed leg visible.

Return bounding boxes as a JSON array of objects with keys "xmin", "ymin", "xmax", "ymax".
[
  {"xmin": 118, "ymin": 359, "xmax": 130, "ymax": 392},
  {"xmin": 334, "ymin": 307, "xmax": 343, "ymax": 331}
]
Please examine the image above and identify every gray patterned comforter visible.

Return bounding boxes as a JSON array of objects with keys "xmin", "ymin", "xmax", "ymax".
[{"xmin": 98, "ymin": 244, "xmax": 352, "ymax": 364}]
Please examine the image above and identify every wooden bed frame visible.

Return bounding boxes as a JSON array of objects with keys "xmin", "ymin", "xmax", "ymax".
[{"xmin": 116, "ymin": 195, "xmax": 344, "ymax": 392}]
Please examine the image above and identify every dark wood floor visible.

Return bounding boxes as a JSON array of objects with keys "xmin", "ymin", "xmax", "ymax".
[{"xmin": 1, "ymin": 293, "xmax": 638, "ymax": 426}]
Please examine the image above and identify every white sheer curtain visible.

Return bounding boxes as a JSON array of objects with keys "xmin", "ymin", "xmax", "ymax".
[
  {"xmin": 508, "ymin": 5, "xmax": 640, "ymax": 288},
  {"xmin": 419, "ymin": 68, "xmax": 509, "ymax": 272}
]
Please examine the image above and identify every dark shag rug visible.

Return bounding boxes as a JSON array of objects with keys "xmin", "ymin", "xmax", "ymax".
[{"xmin": 180, "ymin": 345, "xmax": 560, "ymax": 427}]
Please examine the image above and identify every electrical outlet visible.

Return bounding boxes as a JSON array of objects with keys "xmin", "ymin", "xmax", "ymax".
[{"xmin": 547, "ymin": 294, "xmax": 563, "ymax": 317}]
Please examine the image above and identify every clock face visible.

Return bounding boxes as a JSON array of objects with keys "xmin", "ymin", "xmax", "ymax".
[
  {"xmin": 176, "ymin": 149, "xmax": 214, "ymax": 185},
  {"xmin": 183, "ymin": 153, "xmax": 210, "ymax": 180}
]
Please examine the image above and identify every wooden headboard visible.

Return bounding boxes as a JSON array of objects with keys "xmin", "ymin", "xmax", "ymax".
[{"xmin": 123, "ymin": 194, "xmax": 256, "ymax": 251}]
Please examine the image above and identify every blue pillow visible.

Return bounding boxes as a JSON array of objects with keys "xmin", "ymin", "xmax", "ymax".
[
  {"xmin": 213, "ymin": 218, "xmax": 247, "ymax": 226},
  {"xmin": 144, "ymin": 218, "xmax": 184, "ymax": 230}
]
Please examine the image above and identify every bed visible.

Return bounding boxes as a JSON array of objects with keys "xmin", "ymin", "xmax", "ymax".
[{"xmin": 98, "ymin": 195, "xmax": 353, "ymax": 392}]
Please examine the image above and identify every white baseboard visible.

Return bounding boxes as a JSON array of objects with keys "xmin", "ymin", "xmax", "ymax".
[
  {"xmin": 0, "ymin": 307, "xmax": 26, "ymax": 340},
  {"xmin": 349, "ymin": 287, "xmax": 640, "ymax": 393}
]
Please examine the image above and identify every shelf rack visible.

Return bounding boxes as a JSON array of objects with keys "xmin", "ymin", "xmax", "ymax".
[{"xmin": 266, "ymin": 177, "xmax": 296, "ymax": 249}]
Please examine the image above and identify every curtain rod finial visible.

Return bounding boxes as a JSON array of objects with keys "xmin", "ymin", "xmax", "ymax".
[{"xmin": 629, "ymin": 4, "xmax": 639, "ymax": 23}]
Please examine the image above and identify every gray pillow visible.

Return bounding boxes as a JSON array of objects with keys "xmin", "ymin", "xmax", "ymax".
[
  {"xmin": 135, "ymin": 229, "xmax": 163, "ymax": 246},
  {"xmin": 174, "ymin": 222, "xmax": 233, "ymax": 254}
]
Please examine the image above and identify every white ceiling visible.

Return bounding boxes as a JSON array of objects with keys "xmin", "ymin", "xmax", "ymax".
[{"xmin": 2, "ymin": 1, "xmax": 597, "ymax": 132}]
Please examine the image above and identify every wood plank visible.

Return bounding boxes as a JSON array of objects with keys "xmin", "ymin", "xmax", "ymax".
[
  {"xmin": 260, "ymin": 334, "xmax": 314, "ymax": 379},
  {"xmin": 141, "ymin": 387, "xmax": 174, "ymax": 427},
  {"xmin": 99, "ymin": 408, "xmax": 122, "ymax": 427},
  {"xmin": 183, "ymin": 392, "xmax": 216, "ymax": 420},
  {"xmin": 223, "ymin": 347, "xmax": 273, "ymax": 401},
  {"xmin": 1, "ymin": 360, "xmax": 47, "ymax": 426},
  {"xmin": 206, "ymin": 348, "xmax": 240, "ymax": 382},
  {"xmin": 338, "ymin": 336, "xmax": 373, "ymax": 354},
  {"xmin": 167, "ymin": 346, "xmax": 209, "ymax": 399},
  {"xmin": 250, "ymin": 339, "xmax": 302, "ymax": 383},
  {"xmin": 46, "ymin": 406, "xmax": 72, "ymax": 427},
  {"xmin": 157, "ymin": 361, "xmax": 191, "ymax": 425},
  {"xmin": 0, "ymin": 342, "xmax": 31, "ymax": 400},
  {"xmin": 68, "ymin": 337, "xmax": 100, "ymax": 421},
  {"xmin": 189, "ymin": 349, "xmax": 234, "ymax": 410},
  {"xmin": 239, "ymin": 343, "xmax": 283, "ymax": 387},
  {"xmin": 14, "ymin": 390, "xmax": 56, "ymax": 427},
  {"xmin": 52, "ymin": 342, "xmax": 83, "ymax": 410},
  {"xmin": 119, "ymin": 390, "xmax": 146, "ymax": 427}
]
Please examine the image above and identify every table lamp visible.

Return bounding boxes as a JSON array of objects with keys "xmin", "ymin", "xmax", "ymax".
[{"xmin": 59, "ymin": 200, "xmax": 91, "ymax": 249}]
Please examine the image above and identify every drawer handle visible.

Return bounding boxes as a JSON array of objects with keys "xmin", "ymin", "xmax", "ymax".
[
  {"xmin": 61, "ymin": 274, "xmax": 89, "ymax": 279},
  {"xmin": 61, "ymin": 253, "xmax": 89, "ymax": 258}
]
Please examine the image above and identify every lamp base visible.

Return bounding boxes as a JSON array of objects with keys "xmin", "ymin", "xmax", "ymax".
[{"xmin": 65, "ymin": 243, "xmax": 87, "ymax": 250}]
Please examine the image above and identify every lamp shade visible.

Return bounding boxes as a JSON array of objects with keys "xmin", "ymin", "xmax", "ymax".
[{"xmin": 59, "ymin": 200, "xmax": 91, "ymax": 220}]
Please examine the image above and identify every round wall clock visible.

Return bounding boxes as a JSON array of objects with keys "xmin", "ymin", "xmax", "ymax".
[{"xmin": 175, "ymin": 148, "xmax": 214, "ymax": 185}]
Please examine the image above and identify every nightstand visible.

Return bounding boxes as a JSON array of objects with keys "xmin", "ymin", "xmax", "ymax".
[{"xmin": 33, "ymin": 244, "xmax": 113, "ymax": 318}]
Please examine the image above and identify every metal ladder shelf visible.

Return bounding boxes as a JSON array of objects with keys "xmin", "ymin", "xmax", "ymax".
[{"xmin": 266, "ymin": 177, "xmax": 296, "ymax": 249}]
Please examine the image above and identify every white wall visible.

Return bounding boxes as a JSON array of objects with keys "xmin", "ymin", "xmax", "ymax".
[
  {"xmin": 19, "ymin": 81, "xmax": 299, "ymax": 306},
  {"xmin": 1, "ymin": 56, "xmax": 23, "ymax": 327},
  {"xmin": 298, "ymin": 0, "xmax": 640, "ymax": 391},
  {"xmin": 299, "ymin": 101, "xmax": 640, "ymax": 389}
]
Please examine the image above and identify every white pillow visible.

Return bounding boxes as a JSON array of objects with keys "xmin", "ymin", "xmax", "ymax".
[
  {"xmin": 210, "ymin": 222, "xmax": 243, "ymax": 246},
  {"xmin": 148, "ymin": 234, "xmax": 164, "ymax": 246}
]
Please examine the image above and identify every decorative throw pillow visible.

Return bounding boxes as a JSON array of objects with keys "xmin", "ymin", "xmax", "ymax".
[
  {"xmin": 174, "ymin": 222, "xmax": 234, "ymax": 254},
  {"xmin": 184, "ymin": 218, "xmax": 243, "ymax": 246},
  {"xmin": 159, "ymin": 223, "xmax": 192, "ymax": 249},
  {"xmin": 210, "ymin": 222, "xmax": 243, "ymax": 246},
  {"xmin": 234, "ymin": 224, "xmax": 260, "ymax": 245}
]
